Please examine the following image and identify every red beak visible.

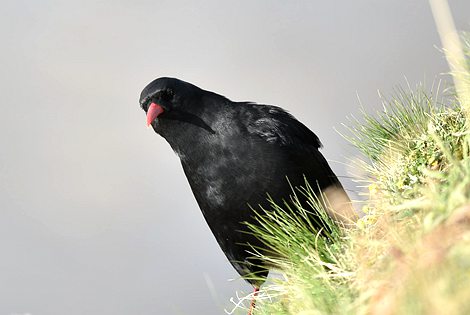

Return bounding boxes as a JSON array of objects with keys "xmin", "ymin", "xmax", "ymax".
[{"xmin": 146, "ymin": 102, "xmax": 165, "ymax": 126}]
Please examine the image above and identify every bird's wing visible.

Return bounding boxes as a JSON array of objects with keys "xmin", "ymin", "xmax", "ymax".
[{"xmin": 244, "ymin": 104, "xmax": 322, "ymax": 149}]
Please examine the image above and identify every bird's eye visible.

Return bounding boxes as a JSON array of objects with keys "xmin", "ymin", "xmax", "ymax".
[
  {"xmin": 141, "ymin": 89, "xmax": 174, "ymax": 112},
  {"xmin": 158, "ymin": 89, "xmax": 174, "ymax": 102}
]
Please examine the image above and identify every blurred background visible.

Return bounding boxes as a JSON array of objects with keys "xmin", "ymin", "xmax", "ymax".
[{"xmin": 1, "ymin": 1, "xmax": 469, "ymax": 314}]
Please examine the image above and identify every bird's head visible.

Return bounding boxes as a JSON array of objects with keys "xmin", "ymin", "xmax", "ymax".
[
  {"xmin": 139, "ymin": 77, "xmax": 205, "ymax": 128},
  {"xmin": 139, "ymin": 77, "xmax": 221, "ymax": 142}
]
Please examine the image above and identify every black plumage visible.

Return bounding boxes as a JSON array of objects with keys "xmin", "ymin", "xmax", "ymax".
[{"xmin": 139, "ymin": 77, "xmax": 351, "ymax": 288}]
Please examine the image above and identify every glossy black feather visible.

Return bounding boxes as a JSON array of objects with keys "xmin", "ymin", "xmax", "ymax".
[{"xmin": 140, "ymin": 77, "xmax": 345, "ymax": 286}]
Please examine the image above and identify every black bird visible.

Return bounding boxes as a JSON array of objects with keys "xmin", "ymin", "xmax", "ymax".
[{"xmin": 139, "ymin": 77, "xmax": 354, "ymax": 313}]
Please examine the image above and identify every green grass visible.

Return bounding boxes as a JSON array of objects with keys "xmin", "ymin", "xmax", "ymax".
[
  {"xmin": 229, "ymin": 33, "xmax": 470, "ymax": 315},
  {"xmin": 245, "ymin": 184, "xmax": 356, "ymax": 315}
]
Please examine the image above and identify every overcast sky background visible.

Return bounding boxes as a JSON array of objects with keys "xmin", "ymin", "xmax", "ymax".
[{"xmin": 1, "ymin": 1, "xmax": 469, "ymax": 314}]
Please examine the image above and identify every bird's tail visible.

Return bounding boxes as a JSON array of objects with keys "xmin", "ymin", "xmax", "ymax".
[{"xmin": 320, "ymin": 185, "xmax": 358, "ymax": 227}]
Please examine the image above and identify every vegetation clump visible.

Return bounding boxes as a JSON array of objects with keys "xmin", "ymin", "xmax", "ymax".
[{"xmin": 229, "ymin": 33, "xmax": 470, "ymax": 315}]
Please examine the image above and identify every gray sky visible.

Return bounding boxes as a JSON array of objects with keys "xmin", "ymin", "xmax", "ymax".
[{"xmin": 1, "ymin": 1, "xmax": 469, "ymax": 314}]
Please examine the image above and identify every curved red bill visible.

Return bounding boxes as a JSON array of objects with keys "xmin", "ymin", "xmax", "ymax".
[{"xmin": 146, "ymin": 102, "xmax": 165, "ymax": 126}]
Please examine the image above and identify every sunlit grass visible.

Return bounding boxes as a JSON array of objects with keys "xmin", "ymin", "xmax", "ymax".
[{"xmin": 229, "ymin": 32, "xmax": 470, "ymax": 315}]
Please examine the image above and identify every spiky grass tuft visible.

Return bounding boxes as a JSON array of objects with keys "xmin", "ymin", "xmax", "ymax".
[
  {"xmin": 245, "ymin": 183, "xmax": 357, "ymax": 315},
  {"xmin": 229, "ymin": 31, "xmax": 470, "ymax": 315}
]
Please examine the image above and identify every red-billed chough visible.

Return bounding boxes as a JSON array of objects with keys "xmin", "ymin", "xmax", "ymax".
[{"xmin": 139, "ymin": 77, "xmax": 355, "ymax": 313}]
